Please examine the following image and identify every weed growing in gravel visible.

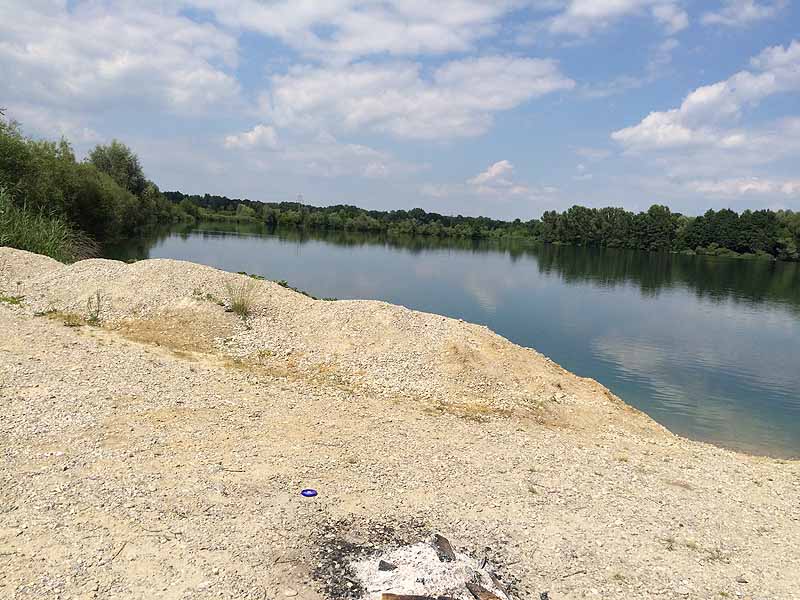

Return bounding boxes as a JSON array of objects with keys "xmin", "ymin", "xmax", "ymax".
[
  {"xmin": 237, "ymin": 271, "xmax": 266, "ymax": 280},
  {"xmin": 192, "ymin": 287, "xmax": 225, "ymax": 306},
  {"xmin": 86, "ymin": 290, "xmax": 105, "ymax": 325},
  {"xmin": 43, "ymin": 310, "xmax": 84, "ymax": 327},
  {"xmin": 62, "ymin": 313, "xmax": 84, "ymax": 327},
  {"xmin": 226, "ymin": 279, "xmax": 257, "ymax": 321},
  {"xmin": 275, "ymin": 279, "xmax": 337, "ymax": 301},
  {"xmin": 704, "ymin": 546, "xmax": 729, "ymax": 563},
  {"xmin": 0, "ymin": 294, "xmax": 23, "ymax": 305}
]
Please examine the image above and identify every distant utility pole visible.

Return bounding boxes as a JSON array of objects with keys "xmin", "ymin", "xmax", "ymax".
[{"xmin": 296, "ymin": 193, "xmax": 304, "ymax": 205}]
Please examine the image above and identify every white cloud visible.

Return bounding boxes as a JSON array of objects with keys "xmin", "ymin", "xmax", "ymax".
[
  {"xmin": 467, "ymin": 160, "xmax": 534, "ymax": 196},
  {"xmin": 468, "ymin": 160, "xmax": 515, "ymax": 186},
  {"xmin": 422, "ymin": 160, "xmax": 559, "ymax": 203},
  {"xmin": 185, "ymin": 0, "xmax": 517, "ymax": 62},
  {"xmin": 612, "ymin": 40, "xmax": 800, "ymax": 151},
  {"xmin": 702, "ymin": 0, "xmax": 785, "ymax": 27},
  {"xmin": 0, "ymin": 0, "xmax": 240, "ymax": 131},
  {"xmin": 245, "ymin": 131, "xmax": 414, "ymax": 179},
  {"xmin": 548, "ymin": 0, "xmax": 688, "ymax": 36},
  {"xmin": 687, "ymin": 177, "xmax": 800, "ymax": 197},
  {"xmin": 224, "ymin": 124, "xmax": 279, "ymax": 149},
  {"xmin": 261, "ymin": 56, "xmax": 574, "ymax": 140},
  {"xmin": 651, "ymin": 3, "xmax": 689, "ymax": 34},
  {"xmin": 610, "ymin": 41, "xmax": 800, "ymax": 204}
]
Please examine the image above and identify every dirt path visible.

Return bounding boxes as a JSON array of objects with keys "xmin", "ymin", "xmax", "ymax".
[{"xmin": 0, "ymin": 248, "xmax": 798, "ymax": 599}]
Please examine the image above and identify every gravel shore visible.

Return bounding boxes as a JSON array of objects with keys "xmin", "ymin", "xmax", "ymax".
[{"xmin": 1, "ymin": 247, "xmax": 798, "ymax": 599}]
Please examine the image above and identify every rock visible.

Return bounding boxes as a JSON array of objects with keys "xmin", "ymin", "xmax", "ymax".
[
  {"xmin": 674, "ymin": 586, "xmax": 691, "ymax": 596},
  {"xmin": 378, "ymin": 559, "xmax": 398, "ymax": 571},
  {"xmin": 736, "ymin": 576, "xmax": 748, "ymax": 584},
  {"xmin": 466, "ymin": 582, "xmax": 504, "ymax": 600},
  {"xmin": 488, "ymin": 572, "xmax": 508, "ymax": 598},
  {"xmin": 284, "ymin": 588, "xmax": 298, "ymax": 597},
  {"xmin": 431, "ymin": 534, "xmax": 456, "ymax": 562}
]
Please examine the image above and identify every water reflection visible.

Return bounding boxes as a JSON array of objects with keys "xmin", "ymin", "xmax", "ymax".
[
  {"xmin": 106, "ymin": 223, "xmax": 800, "ymax": 457},
  {"xmin": 107, "ymin": 223, "xmax": 800, "ymax": 313}
]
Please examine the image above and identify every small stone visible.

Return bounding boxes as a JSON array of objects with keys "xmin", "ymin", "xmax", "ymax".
[
  {"xmin": 284, "ymin": 588, "xmax": 298, "ymax": 597},
  {"xmin": 378, "ymin": 560, "xmax": 397, "ymax": 571},
  {"xmin": 675, "ymin": 586, "xmax": 691, "ymax": 596},
  {"xmin": 431, "ymin": 534, "xmax": 456, "ymax": 562},
  {"xmin": 735, "ymin": 576, "xmax": 748, "ymax": 584}
]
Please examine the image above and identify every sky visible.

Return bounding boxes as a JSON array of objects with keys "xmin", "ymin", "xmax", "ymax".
[{"xmin": 1, "ymin": 1, "xmax": 799, "ymax": 219}]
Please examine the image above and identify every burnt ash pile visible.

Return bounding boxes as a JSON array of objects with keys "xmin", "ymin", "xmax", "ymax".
[{"xmin": 311, "ymin": 519, "xmax": 518, "ymax": 600}]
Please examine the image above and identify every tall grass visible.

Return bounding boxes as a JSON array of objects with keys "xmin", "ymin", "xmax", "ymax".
[
  {"xmin": 225, "ymin": 279, "xmax": 257, "ymax": 320},
  {"xmin": 0, "ymin": 188, "xmax": 96, "ymax": 262}
]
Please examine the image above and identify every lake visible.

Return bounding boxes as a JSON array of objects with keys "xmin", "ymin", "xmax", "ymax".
[{"xmin": 107, "ymin": 222, "xmax": 800, "ymax": 458}]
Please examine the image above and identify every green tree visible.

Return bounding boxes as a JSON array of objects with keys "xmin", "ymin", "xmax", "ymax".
[{"xmin": 88, "ymin": 140, "xmax": 147, "ymax": 197}]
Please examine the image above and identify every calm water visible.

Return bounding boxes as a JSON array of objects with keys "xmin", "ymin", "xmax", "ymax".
[{"xmin": 107, "ymin": 222, "xmax": 800, "ymax": 458}]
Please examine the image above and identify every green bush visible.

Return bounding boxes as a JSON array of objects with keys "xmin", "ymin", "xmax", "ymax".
[
  {"xmin": 0, "ymin": 118, "xmax": 190, "ymax": 260},
  {"xmin": 0, "ymin": 188, "xmax": 96, "ymax": 262}
]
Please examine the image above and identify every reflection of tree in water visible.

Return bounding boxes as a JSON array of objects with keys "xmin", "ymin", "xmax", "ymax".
[
  {"xmin": 105, "ymin": 222, "xmax": 800, "ymax": 314},
  {"xmin": 100, "ymin": 223, "xmax": 183, "ymax": 262},
  {"xmin": 533, "ymin": 244, "xmax": 800, "ymax": 312}
]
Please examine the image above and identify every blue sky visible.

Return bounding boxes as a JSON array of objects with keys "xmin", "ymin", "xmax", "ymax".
[{"xmin": 1, "ymin": 1, "xmax": 799, "ymax": 219}]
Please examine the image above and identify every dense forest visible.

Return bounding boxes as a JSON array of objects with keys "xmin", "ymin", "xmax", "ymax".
[
  {"xmin": 2, "ymin": 117, "xmax": 799, "ymax": 263},
  {"xmin": 166, "ymin": 191, "xmax": 800, "ymax": 262}
]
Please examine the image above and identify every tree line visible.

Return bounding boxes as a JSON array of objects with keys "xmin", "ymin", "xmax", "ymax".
[
  {"xmin": 2, "ymin": 116, "xmax": 798, "ymax": 263},
  {"xmin": 166, "ymin": 191, "xmax": 800, "ymax": 262}
]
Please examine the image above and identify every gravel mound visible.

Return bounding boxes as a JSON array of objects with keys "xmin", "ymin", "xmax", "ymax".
[
  {"xmin": 1, "ymin": 247, "xmax": 651, "ymax": 432},
  {"xmin": 1, "ymin": 247, "xmax": 798, "ymax": 600}
]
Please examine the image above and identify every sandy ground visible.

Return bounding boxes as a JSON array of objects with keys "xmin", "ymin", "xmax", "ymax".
[{"xmin": 0, "ymin": 247, "xmax": 798, "ymax": 600}]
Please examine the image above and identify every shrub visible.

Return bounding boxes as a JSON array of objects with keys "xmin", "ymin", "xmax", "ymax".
[
  {"xmin": 0, "ymin": 120, "xmax": 190, "ymax": 251},
  {"xmin": 0, "ymin": 188, "xmax": 96, "ymax": 262}
]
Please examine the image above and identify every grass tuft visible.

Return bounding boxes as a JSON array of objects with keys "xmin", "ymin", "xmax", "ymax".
[
  {"xmin": 225, "ymin": 279, "xmax": 257, "ymax": 321},
  {"xmin": 86, "ymin": 290, "xmax": 105, "ymax": 325},
  {"xmin": 0, "ymin": 294, "xmax": 23, "ymax": 305},
  {"xmin": 43, "ymin": 310, "xmax": 84, "ymax": 327}
]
